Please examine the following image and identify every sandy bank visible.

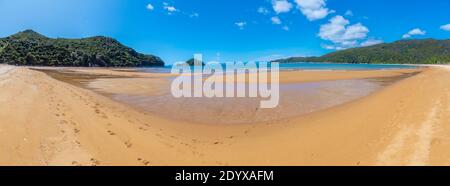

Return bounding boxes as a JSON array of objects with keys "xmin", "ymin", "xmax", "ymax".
[{"xmin": 0, "ymin": 65, "xmax": 449, "ymax": 165}]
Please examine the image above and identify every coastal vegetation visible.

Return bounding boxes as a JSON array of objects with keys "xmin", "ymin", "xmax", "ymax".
[
  {"xmin": 0, "ymin": 30, "xmax": 164, "ymax": 67},
  {"xmin": 273, "ymin": 39, "xmax": 450, "ymax": 64},
  {"xmin": 1, "ymin": 30, "xmax": 449, "ymax": 66}
]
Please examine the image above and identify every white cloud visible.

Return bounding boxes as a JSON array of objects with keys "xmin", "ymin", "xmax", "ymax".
[
  {"xmin": 321, "ymin": 44, "xmax": 337, "ymax": 50},
  {"xmin": 165, "ymin": 6, "xmax": 177, "ymax": 12},
  {"xmin": 282, "ymin": 26, "xmax": 290, "ymax": 31},
  {"xmin": 271, "ymin": 16, "xmax": 282, "ymax": 24},
  {"xmin": 361, "ymin": 38, "xmax": 384, "ymax": 47},
  {"xmin": 189, "ymin": 13, "xmax": 199, "ymax": 18},
  {"xmin": 321, "ymin": 44, "xmax": 347, "ymax": 50},
  {"xmin": 345, "ymin": 10, "xmax": 353, "ymax": 17},
  {"xmin": 294, "ymin": 0, "xmax": 334, "ymax": 21},
  {"xmin": 146, "ymin": 4, "xmax": 154, "ymax": 11},
  {"xmin": 160, "ymin": 2, "xmax": 198, "ymax": 18},
  {"xmin": 257, "ymin": 7, "xmax": 270, "ymax": 15},
  {"xmin": 235, "ymin": 22, "xmax": 247, "ymax": 30},
  {"xmin": 440, "ymin": 24, "xmax": 450, "ymax": 31},
  {"xmin": 163, "ymin": 2, "xmax": 177, "ymax": 14},
  {"xmin": 319, "ymin": 15, "xmax": 369, "ymax": 49},
  {"xmin": 402, "ymin": 28, "xmax": 426, "ymax": 39},
  {"xmin": 272, "ymin": 0, "xmax": 293, "ymax": 14}
]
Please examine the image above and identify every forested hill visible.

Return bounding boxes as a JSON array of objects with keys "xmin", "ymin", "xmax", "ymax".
[
  {"xmin": 0, "ymin": 30, "xmax": 164, "ymax": 67},
  {"xmin": 272, "ymin": 39, "xmax": 450, "ymax": 64}
]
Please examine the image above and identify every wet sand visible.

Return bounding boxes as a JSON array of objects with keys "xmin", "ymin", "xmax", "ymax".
[
  {"xmin": 94, "ymin": 78, "xmax": 404, "ymax": 125},
  {"xmin": 1, "ymin": 65, "xmax": 450, "ymax": 166},
  {"xmin": 38, "ymin": 68, "xmax": 418, "ymax": 125}
]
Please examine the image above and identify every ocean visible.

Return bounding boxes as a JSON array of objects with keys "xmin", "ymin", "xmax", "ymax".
[{"xmin": 139, "ymin": 62, "xmax": 417, "ymax": 73}]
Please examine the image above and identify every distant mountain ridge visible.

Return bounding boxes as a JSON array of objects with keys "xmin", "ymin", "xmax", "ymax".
[
  {"xmin": 0, "ymin": 30, "xmax": 164, "ymax": 67},
  {"xmin": 273, "ymin": 39, "xmax": 450, "ymax": 64}
]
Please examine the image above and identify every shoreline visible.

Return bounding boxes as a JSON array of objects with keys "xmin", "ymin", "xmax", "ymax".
[
  {"xmin": 0, "ymin": 65, "xmax": 449, "ymax": 165},
  {"xmin": 32, "ymin": 66, "xmax": 424, "ymax": 83},
  {"xmin": 38, "ymin": 67, "xmax": 420, "ymax": 125}
]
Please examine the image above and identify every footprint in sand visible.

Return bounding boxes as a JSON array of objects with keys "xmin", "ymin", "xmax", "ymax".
[
  {"xmin": 74, "ymin": 128, "xmax": 80, "ymax": 134},
  {"xmin": 138, "ymin": 127, "xmax": 147, "ymax": 131},
  {"xmin": 124, "ymin": 141, "xmax": 133, "ymax": 148},
  {"xmin": 71, "ymin": 161, "xmax": 81, "ymax": 166},
  {"xmin": 137, "ymin": 158, "xmax": 150, "ymax": 165},
  {"xmin": 90, "ymin": 158, "xmax": 100, "ymax": 166},
  {"xmin": 107, "ymin": 130, "xmax": 116, "ymax": 136}
]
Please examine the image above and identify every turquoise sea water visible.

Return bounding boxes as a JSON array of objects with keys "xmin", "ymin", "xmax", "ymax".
[
  {"xmin": 276, "ymin": 62, "xmax": 417, "ymax": 71},
  {"xmin": 140, "ymin": 62, "xmax": 417, "ymax": 73}
]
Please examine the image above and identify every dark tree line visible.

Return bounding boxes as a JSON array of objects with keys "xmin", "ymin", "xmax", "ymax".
[
  {"xmin": 0, "ymin": 30, "xmax": 165, "ymax": 67},
  {"xmin": 273, "ymin": 39, "xmax": 450, "ymax": 64}
]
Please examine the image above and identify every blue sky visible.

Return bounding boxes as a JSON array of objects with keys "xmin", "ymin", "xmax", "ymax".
[{"xmin": 1, "ymin": 0, "xmax": 450, "ymax": 64}]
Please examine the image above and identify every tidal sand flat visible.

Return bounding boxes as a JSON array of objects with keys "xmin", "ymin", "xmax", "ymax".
[
  {"xmin": 41, "ymin": 66, "xmax": 421, "ymax": 125},
  {"xmin": 89, "ymin": 77, "xmax": 408, "ymax": 125},
  {"xmin": 1, "ymin": 65, "xmax": 450, "ymax": 166}
]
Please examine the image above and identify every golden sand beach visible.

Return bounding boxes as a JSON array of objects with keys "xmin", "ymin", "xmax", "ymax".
[{"xmin": 0, "ymin": 64, "xmax": 449, "ymax": 166}]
